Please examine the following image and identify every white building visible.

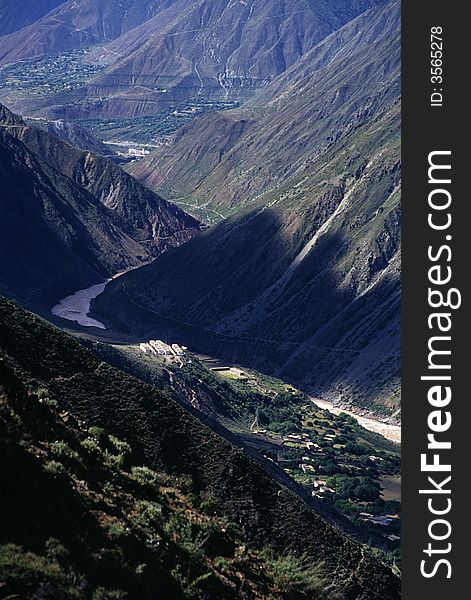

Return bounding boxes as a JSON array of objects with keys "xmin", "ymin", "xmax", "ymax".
[
  {"xmin": 149, "ymin": 340, "xmax": 168, "ymax": 355},
  {"xmin": 172, "ymin": 344, "xmax": 184, "ymax": 356},
  {"xmin": 128, "ymin": 147, "xmax": 150, "ymax": 157}
]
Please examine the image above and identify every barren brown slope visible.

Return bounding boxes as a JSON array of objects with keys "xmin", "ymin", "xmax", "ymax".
[
  {"xmin": 0, "ymin": 0, "xmax": 174, "ymax": 65},
  {"xmin": 88, "ymin": 0, "xmax": 386, "ymax": 108},
  {"xmin": 0, "ymin": 103, "xmax": 202, "ymax": 310},
  {"xmin": 12, "ymin": 0, "xmax": 387, "ymax": 121},
  {"xmin": 0, "ymin": 128, "xmax": 144, "ymax": 309},
  {"xmin": 128, "ymin": 0, "xmax": 399, "ymax": 223},
  {"xmin": 25, "ymin": 117, "xmax": 115, "ymax": 156}
]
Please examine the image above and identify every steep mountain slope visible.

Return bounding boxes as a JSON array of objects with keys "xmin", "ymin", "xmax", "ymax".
[
  {"xmin": 25, "ymin": 117, "xmax": 115, "ymax": 156},
  {"xmin": 1, "ymin": 103, "xmax": 202, "ymax": 252},
  {"xmin": 128, "ymin": 0, "xmax": 399, "ymax": 221},
  {"xmin": 0, "ymin": 104, "xmax": 201, "ymax": 309},
  {"xmin": 0, "ymin": 0, "xmax": 66, "ymax": 36},
  {"xmin": 0, "ymin": 0, "xmax": 174, "ymax": 65},
  {"xmin": 0, "ymin": 128, "xmax": 142, "ymax": 308},
  {"xmin": 0, "ymin": 353, "xmax": 321, "ymax": 600},
  {"xmin": 9, "ymin": 0, "xmax": 387, "ymax": 121},
  {"xmin": 95, "ymin": 103, "xmax": 401, "ymax": 416},
  {"xmin": 93, "ymin": 1, "xmax": 401, "ymax": 417},
  {"xmin": 86, "ymin": 0, "xmax": 385, "ymax": 114},
  {"xmin": 0, "ymin": 295, "xmax": 400, "ymax": 599}
]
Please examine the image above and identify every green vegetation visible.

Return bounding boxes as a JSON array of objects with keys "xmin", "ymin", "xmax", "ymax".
[
  {"xmin": 263, "ymin": 552, "xmax": 324, "ymax": 598},
  {"xmin": 0, "ymin": 368, "xmax": 328, "ymax": 599},
  {"xmin": 77, "ymin": 100, "xmax": 239, "ymax": 144},
  {"xmin": 84, "ymin": 342, "xmax": 401, "ymax": 548},
  {"xmin": 0, "ymin": 49, "xmax": 105, "ymax": 96},
  {"xmin": 0, "ymin": 296, "xmax": 400, "ymax": 599}
]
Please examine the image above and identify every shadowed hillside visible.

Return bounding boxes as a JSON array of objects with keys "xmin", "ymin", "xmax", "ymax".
[
  {"xmin": 0, "ymin": 103, "xmax": 202, "ymax": 309},
  {"xmin": 0, "ymin": 296, "xmax": 400, "ymax": 599},
  {"xmin": 0, "ymin": 0, "xmax": 66, "ymax": 36}
]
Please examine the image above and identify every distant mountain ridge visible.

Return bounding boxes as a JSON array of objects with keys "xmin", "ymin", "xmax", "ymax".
[
  {"xmin": 0, "ymin": 0, "xmax": 386, "ymax": 121},
  {"xmin": 25, "ymin": 117, "xmax": 115, "ymax": 156},
  {"xmin": 0, "ymin": 0, "xmax": 174, "ymax": 65},
  {"xmin": 0, "ymin": 0, "xmax": 66, "ymax": 36},
  {"xmin": 83, "ymin": 0, "xmax": 387, "ymax": 115},
  {"xmin": 128, "ymin": 0, "xmax": 400, "ymax": 219}
]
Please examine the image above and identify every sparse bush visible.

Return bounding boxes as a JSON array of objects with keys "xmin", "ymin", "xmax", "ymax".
[
  {"xmin": 130, "ymin": 466, "xmax": 159, "ymax": 487},
  {"xmin": 164, "ymin": 514, "xmax": 202, "ymax": 559},
  {"xmin": 81, "ymin": 437, "xmax": 102, "ymax": 455},
  {"xmin": 264, "ymin": 552, "xmax": 324, "ymax": 598},
  {"xmin": 133, "ymin": 501, "xmax": 162, "ymax": 529},
  {"xmin": 45, "ymin": 538, "xmax": 69, "ymax": 563},
  {"xmin": 50, "ymin": 440, "xmax": 80, "ymax": 465},
  {"xmin": 105, "ymin": 523, "xmax": 128, "ymax": 541},
  {"xmin": 92, "ymin": 587, "xmax": 127, "ymax": 600},
  {"xmin": 44, "ymin": 397, "xmax": 59, "ymax": 408},
  {"xmin": 88, "ymin": 426, "xmax": 107, "ymax": 444},
  {"xmin": 109, "ymin": 435, "xmax": 131, "ymax": 457},
  {"xmin": 103, "ymin": 450, "xmax": 125, "ymax": 468},
  {"xmin": 200, "ymin": 497, "xmax": 220, "ymax": 516},
  {"xmin": 0, "ymin": 544, "xmax": 69, "ymax": 594},
  {"xmin": 43, "ymin": 460, "xmax": 67, "ymax": 477},
  {"xmin": 214, "ymin": 556, "xmax": 230, "ymax": 573},
  {"xmin": 36, "ymin": 387, "xmax": 49, "ymax": 400}
]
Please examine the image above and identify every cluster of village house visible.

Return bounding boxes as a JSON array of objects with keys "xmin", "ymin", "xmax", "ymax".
[
  {"xmin": 254, "ymin": 431, "xmax": 336, "ymax": 496},
  {"xmin": 256, "ymin": 431, "xmax": 400, "ymax": 537},
  {"xmin": 280, "ymin": 433, "xmax": 338, "ymax": 497},
  {"xmin": 137, "ymin": 346, "xmax": 401, "ymax": 538},
  {"xmin": 140, "ymin": 339, "xmax": 185, "ymax": 357}
]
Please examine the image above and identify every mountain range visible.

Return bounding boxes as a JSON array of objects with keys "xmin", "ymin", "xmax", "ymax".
[
  {"xmin": 93, "ymin": 0, "xmax": 401, "ymax": 418},
  {"xmin": 0, "ymin": 0, "xmax": 66, "ymax": 36},
  {"xmin": 128, "ymin": 0, "xmax": 400, "ymax": 219},
  {"xmin": 25, "ymin": 117, "xmax": 115, "ymax": 156},
  {"xmin": 0, "ymin": 1, "xmax": 173, "ymax": 64},
  {"xmin": 0, "ymin": 0, "xmax": 386, "ymax": 121},
  {"xmin": 0, "ymin": 1, "xmax": 402, "ymax": 595}
]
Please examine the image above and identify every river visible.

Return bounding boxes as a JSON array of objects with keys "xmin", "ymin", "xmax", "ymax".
[
  {"xmin": 311, "ymin": 397, "xmax": 401, "ymax": 444},
  {"xmin": 51, "ymin": 280, "xmax": 110, "ymax": 329},
  {"xmin": 51, "ymin": 281, "xmax": 402, "ymax": 445}
]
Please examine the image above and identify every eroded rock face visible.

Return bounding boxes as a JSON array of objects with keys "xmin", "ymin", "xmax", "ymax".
[
  {"xmin": 128, "ymin": 0, "xmax": 400, "ymax": 221},
  {"xmin": 0, "ymin": 1, "xmax": 174, "ymax": 64}
]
